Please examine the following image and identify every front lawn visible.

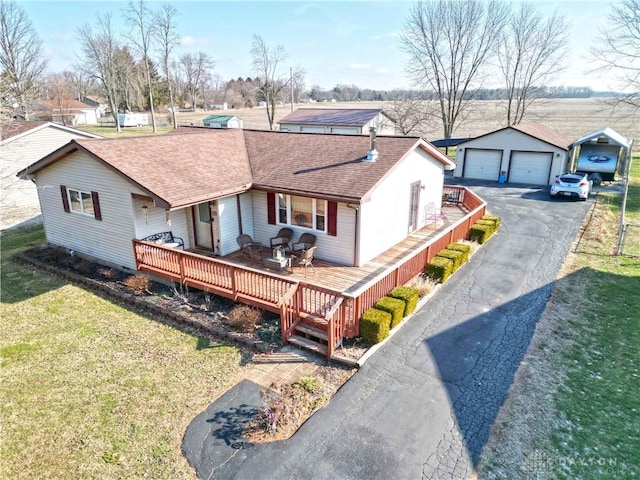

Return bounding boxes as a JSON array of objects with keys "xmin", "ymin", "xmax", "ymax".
[{"xmin": 1, "ymin": 224, "xmax": 243, "ymax": 479}]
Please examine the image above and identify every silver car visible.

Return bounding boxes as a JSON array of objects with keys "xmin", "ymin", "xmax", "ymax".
[{"xmin": 550, "ymin": 173, "xmax": 592, "ymax": 201}]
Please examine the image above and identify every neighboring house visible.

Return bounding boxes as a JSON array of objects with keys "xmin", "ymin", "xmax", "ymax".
[
  {"xmin": 209, "ymin": 102, "xmax": 228, "ymax": 110},
  {"xmin": 202, "ymin": 115, "xmax": 243, "ymax": 129},
  {"xmin": 1, "ymin": 121, "xmax": 102, "ymax": 229},
  {"xmin": 30, "ymin": 100, "xmax": 102, "ymax": 126},
  {"xmin": 570, "ymin": 127, "xmax": 633, "ymax": 181},
  {"xmin": 19, "ymin": 128, "xmax": 455, "ymax": 270},
  {"xmin": 453, "ymin": 123, "xmax": 573, "ymax": 185},
  {"xmin": 278, "ymin": 108, "xmax": 396, "ymax": 135}
]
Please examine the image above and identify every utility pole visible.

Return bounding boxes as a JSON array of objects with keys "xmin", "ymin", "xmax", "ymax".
[{"xmin": 290, "ymin": 67, "xmax": 294, "ymax": 112}]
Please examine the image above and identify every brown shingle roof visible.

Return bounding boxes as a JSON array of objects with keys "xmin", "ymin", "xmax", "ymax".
[
  {"xmin": 511, "ymin": 122, "xmax": 574, "ymax": 150},
  {"xmin": 278, "ymin": 108, "xmax": 383, "ymax": 127},
  {"xmin": 22, "ymin": 128, "xmax": 453, "ymax": 208},
  {"xmin": 1, "ymin": 120, "xmax": 49, "ymax": 142},
  {"xmin": 245, "ymin": 130, "xmax": 422, "ymax": 200}
]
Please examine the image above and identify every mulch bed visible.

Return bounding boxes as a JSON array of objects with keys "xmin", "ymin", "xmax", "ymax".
[{"xmin": 13, "ymin": 245, "xmax": 281, "ymax": 353}]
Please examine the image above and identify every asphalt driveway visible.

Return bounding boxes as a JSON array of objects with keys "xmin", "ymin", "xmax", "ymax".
[{"xmin": 186, "ymin": 181, "xmax": 592, "ymax": 480}]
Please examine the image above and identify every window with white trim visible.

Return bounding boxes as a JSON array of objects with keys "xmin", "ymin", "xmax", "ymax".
[
  {"xmin": 277, "ymin": 194, "xmax": 327, "ymax": 232},
  {"xmin": 68, "ymin": 188, "xmax": 95, "ymax": 216}
]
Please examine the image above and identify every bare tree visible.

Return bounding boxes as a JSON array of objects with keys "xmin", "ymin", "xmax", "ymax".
[
  {"xmin": 178, "ymin": 51, "xmax": 214, "ymax": 110},
  {"xmin": 46, "ymin": 73, "xmax": 76, "ymax": 126},
  {"xmin": 497, "ymin": 3, "xmax": 568, "ymax": 125},
  {"xmin": 591, "ymin": 0, "xmax": 640, "ymax": 108},
  {"xmin": 124, "ymin": 0, "xmax": 157, "ymax": 132},
  {"xmin": 0, "ymin": 0, "xmax": 48, "ymax": 119},
  {"xmin": 400, "ymin": 0, "xmax": 508, "ymax": 138},
  {"xmin": 62, "ymin": 69, "xmax": 95, "ymax": 102},
  {"xmin": 383, "ymin": 98, "xmax": 439, "ymax": 135},
  {"xmin": 152, "ymin": 3, "xmax": 180, "ymax": 128},
  {"xmin": 77, "ymin": 13, "xmax": 123, "ymax": 131},
  {"xmin": 251, "ymin": 34, "xmax": 303, "ymax": 130}
]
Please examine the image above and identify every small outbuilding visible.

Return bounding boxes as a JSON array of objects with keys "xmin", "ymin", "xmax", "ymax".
[
  {"xmin": 202, "ymin": 115, "xmax": 243, "ymax": 129},
  {"xmin": 278, "ymin": 108, "xmax": 396, "ymax": 135},
  {"xmin": 569, "ymin": 128, "xmax": 633, "ymax": 182},
  {"xmin": 453, "ymin": 123, "xmax": 572, "ymax": 185}
]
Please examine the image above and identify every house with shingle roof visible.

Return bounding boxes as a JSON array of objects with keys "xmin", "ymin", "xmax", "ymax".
[
  {"xmin": 1, "ymin": 121, "xmax": 102, "ymax": 229},
  {"xmin": 278, "ymin": 108, "xmax": 396, "ymax": 135},
  {"xmin": 26, "ymin": 100, "xmax": 102, "ymax": 126},
  {"xmin": 453, "ymin": 122, "xmax": 574, "ymax": 185},
  {"xmin": 19, "ymin": 127, "xmax": 455, "ymax": 270}
]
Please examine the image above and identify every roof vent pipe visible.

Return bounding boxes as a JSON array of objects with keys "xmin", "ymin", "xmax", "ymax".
[{"xmin": 365, "ymin": 126, "xmax": 378, "ymax": 162}]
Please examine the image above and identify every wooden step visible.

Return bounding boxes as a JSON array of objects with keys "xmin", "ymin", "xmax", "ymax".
[
  {"xmin": 298, "ymin": 311, "xmax": 328, "ymax": 325},
  {"xmin": 287, "ymin": 335, "xmax": 328, "ymax": 356},
  {"xmin": 294, "ymin": 323, "xmax": 328, "ymax": 343}
]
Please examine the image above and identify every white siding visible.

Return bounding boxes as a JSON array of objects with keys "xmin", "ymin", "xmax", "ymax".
[
  {"xmin": 239, "ymin": 192, "xmax": 254, "ymax": 238},
  {"xmin": 1, "ymin": 126, "xmax": 97, "ymax": 227},
  {"xmin": 454, "ymin": 128, "xmax": 568, "ymax": 185},
  {"xmin": 251, "ymin": 190, "xmax": 356, "ymax": 265},
  {"xmin": 35, "ymin": 150, "xmax": 190, "ymax": 270},
  {"xmin": 359, "ymin": 149, "xmax": 444, "ymax": 264}
]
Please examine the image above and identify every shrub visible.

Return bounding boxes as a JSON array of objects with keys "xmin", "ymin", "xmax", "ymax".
[
  {"xmin": 389, "ymin": 286, "xmax": 420, "ymax": 316},
  {"xmin": 73, "ymin": 259, "xmax": 94, "ymax": 274},
  {"xmin": 374, "ymin": 296, "xmax": 405, "ymax": 328},
  {"xmin": 482, "ymin": 215, "xmax": 501, "ymax": 228},
  {"xmin": 227, "ymin": 304, "xmax": 263, "ymax": 332},
  {"xmin": 469, "ymin": 224, "xmax": 493, "ymax": 244},
  {"xmin": 407, "ymin": 275, "xmax": 437, "ymax": 297},
  {"xmin": 297, "ymin": 376, "xmax": 323, "ymax": 394},
  {"xmin": 446, "ymin": 243, "xmax": 470, "ymax": 264},
  {"xmin": 360, "ymin": 308, "xmax": 391, "ymax": 344},
  {"xmin": 123, "ymin": 274, "xmax": 150, "ymax": 294},
  {"xmin": 475, "ymin": 219, "xmax": 496, "ymax": 235},
  {"xmin": 426, "ymin": 256, "xmax": 454, "ymax": 283},
  {"xmin": 97, "ymin": 267, "xmax": 118, "ymax": 280},
  {"xmin": 436, "ymin": 248, "xmax": 464, "ymax": 271}
]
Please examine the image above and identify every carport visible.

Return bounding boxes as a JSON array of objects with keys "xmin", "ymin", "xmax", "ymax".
[
  {"xmin": 453, "ymin": 123, "xmax": 572, "ymax": 185},
  {"xmin": 569, "ymin": 127, "xmax": 633, "ymax": 182}
]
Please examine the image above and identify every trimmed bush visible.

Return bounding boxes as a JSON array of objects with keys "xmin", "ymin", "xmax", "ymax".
[
  {"xmin": 476, "ymin": 219, "xmax": 496, "ymax": 234},
  {"xmin": 389, "ymin": 285, "xmax": 420, "ymax": 316},
  {"xmin": 360, "ymin": 308, "xmax": 391, "ymax": 344},
  {"xmin": 482, "ymin": 215, "xmax": 501, "ymax": 228},
  {"xmin": 426, "ymin": 256, "xmax": 454, "ymax": 283},
  {"xmin": 469, "ymin": 224, "xmax": 493, "ymax": 244},
  {"xmin": 446, "ymin": 243, "xmax": 470, "ymax": 264},
  {"xmin": 374, "ymin": 296, "xmax": 405, "ymax": 328},
  {"xmin": 436, "ymin": 248, "xmax": 464, "ymax": 271}
]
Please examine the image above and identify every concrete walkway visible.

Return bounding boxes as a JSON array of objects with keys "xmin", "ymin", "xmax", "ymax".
[{"xmin": 184, "ymin": 182, "xmax": 592, "ymax": 480}]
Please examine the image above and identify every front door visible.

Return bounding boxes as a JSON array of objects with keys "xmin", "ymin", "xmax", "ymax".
[
  {"xmin": 195, "ymin": 201, "xmax": 216, "ymax": 250},
  {"xmin": 408, "ymin": 182, "xmax": 421, "ymax": 232}
]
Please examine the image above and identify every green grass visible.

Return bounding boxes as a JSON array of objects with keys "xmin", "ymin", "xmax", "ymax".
[
  {"xmin": 1, "ymin": 224, "xmax": 243, "ymax": 479},
  {"xmin": 546, "ymin": 154, "xmax": 640, "ymax": 479}
]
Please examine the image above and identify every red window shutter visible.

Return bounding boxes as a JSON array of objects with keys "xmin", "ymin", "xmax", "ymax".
[
  {"xmin": 91, "ymin": 191, "xmax": 102, "ymax": 221},
  {"xmin": 267, "ymin": 192, "xmax": 276, "ymax": 225},
  {"xmin": 60, "ymin": 185, "xmax": 70, "ymax": 213},
  {"xmin": 328, "ymin": 201, "xmax": 338, "ymax": 236}
]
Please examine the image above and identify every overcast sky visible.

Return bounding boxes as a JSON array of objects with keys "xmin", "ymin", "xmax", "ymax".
[{"xmin": 18, "ymin": 0, "xmax": 620, "ymax": 92}]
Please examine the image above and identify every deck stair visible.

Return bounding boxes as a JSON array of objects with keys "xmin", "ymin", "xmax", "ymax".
[{"xmin": 287, "ymin": 312, "xmax": 334, "ymax": 357}]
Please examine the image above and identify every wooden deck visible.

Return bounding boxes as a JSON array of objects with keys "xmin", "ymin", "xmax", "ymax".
[
  {"xmin": 197, "ymin": 204, "xmax": 468, "ymax": 295},
  {"xmin": 133, "ymin": 186, "xmax": 487, "ymax": 359}
]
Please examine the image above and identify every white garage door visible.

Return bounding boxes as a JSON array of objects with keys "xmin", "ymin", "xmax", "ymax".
[
  {"xmin": 509, "ymin": 151, "xmax": 553, "ymax": 185},
  {"xmin": 463, "ymin": 149, "xmax": 502, "ymax": 181},
  {"xmin": 300, "ymin": 126, "xmax": 325, "ymax": 133}
]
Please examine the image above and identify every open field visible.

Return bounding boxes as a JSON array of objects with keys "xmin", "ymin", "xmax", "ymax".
[
  {"xmin": 174, "ymin": 97, "xmax": 639, "ymax": 142},
  {"xmin": 0, "ymin": 224, "xmax": 245, "ymax": 479},
  {"xmin": 477, "ymin": 157, "xmax": 640, "ymax": 478}
]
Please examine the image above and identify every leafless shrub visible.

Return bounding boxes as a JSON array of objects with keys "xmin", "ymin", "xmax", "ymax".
[
  {"xmin": 227, "ymin": 304, "xmax": 263, "ymax": 332},
  {"xmin": 123, "ymin": 274, "xmax": 150, "ymax": 295},
  {"xmin": 409, "ymin": 274, "xmax": 437, "ymax": 297},
  {"xmin": 73, "ymin": 259, "xmax": 93, "ymax": 274},
  {"xmin": 97, "ymin": 267, "xmax": 118, "ymax": 280}
]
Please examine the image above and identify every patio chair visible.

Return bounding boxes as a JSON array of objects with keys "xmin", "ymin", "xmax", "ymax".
[
  {"xmin": 291, "ymin": 233, "xmax": 317, "ymax": 255},
  {"xmin": 425, "ymin": 202, "xmax": 446, "ymax": 229},
  {"xmin": 294, "ymin": 246, "xmax": 316, "ymax": 277},
  {"xmin": 269, "ymin": 227, "xmax": 294, "ymax": 252},
  {"xmin": 236, "ymin": 234, "xmax": 263, "ymax": 262}
]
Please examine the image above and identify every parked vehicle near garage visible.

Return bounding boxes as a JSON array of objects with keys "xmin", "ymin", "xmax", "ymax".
[{"xmin": 550, "ymin": 173, "xmax": 593, "ymax": 201}]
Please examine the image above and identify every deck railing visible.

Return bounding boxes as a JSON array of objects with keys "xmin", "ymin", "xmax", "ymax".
[{"xmin": 133, "ymin": 185, "xmax": 486, "ymax": 358}]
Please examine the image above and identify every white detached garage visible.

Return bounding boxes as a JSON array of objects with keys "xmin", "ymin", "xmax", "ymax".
[{"xmin": 454, "ymin": 123, "xmax": 572, "ymax": 185}]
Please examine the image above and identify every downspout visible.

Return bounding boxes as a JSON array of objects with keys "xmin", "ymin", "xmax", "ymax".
[{"xmin": 347, "ymin": 203, "xmax": 360, "ymax": 266}]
